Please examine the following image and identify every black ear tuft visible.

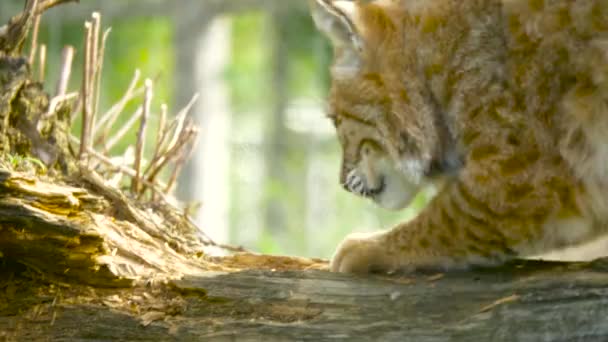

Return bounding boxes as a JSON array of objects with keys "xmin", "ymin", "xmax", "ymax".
[
  {"xmin": 309, "ymin": 0, "xmax": 365, "ymax": 77},
  {"xmin": 309, "ymin": 0, "xmax": 363, "ymax": 50}
]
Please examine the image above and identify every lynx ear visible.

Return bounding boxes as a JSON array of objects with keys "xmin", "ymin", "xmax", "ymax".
[{"xmin": 310, "ymin": 0, "xmax": 364, "ymax": 76}]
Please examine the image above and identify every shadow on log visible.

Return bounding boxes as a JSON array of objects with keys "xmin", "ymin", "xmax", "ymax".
[{"xmin": 1, "ymin": 2, "xmax": 608, "ymax": 342}]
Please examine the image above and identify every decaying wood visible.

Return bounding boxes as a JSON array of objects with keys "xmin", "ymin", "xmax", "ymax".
[{"xmin": 0, "ymin": 168, "xmax": 227, "ymax": 286}]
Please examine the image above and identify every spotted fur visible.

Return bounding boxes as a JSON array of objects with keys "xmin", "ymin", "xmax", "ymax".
[{"xmin": 310, "ymin": 0, "xmax": 608, "ymax": 273}]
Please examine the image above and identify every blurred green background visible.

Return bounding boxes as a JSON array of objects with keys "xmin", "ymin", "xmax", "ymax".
[{"xmin": 0, "ymin": 0, "xmax": 432, "ymax": 258}]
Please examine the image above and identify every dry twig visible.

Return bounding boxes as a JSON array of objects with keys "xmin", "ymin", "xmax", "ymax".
[
  {"xmin": 70, "ymin": 136, "xmax": 170, "ymax": 200},
  {"xmin": 165, "ymin": 126, "xmax": 200, "ymax": 195},
  {"xmin": 28, "ymin": 13, "xmax": 41, "ymax": 64},
  {"xmin": 152, "ymin": 104, "xmax": 168, "ymax": 164},
  {"xmin": 94, "ymin": 27, "xmax": 111, "ymax": 126},
  {"xmin": 79, "ymin": 21, "xmax": 93, "ymax": 162},
  {"xmin": 104, "ymin": 107, "xmax": 143, "ymax": 153},
  {"xmin": 95, "ymin": 69, "xmax": 142, "ymax": 144},
  {"xmin": 144, "ymin": 94, "xmax": 199, "ymax": 183},
  {"xmin": 43, "ymin": 92, "xmax": 78, "ymax": 120},
  {"xmin": 132, "ymin": 79, "xmax": 153, "ymax": 194},
  {"xmin": 55, "ymin": 45, "xmax": 74, "ymax": 97},
  {"xmin": 90, "ymin": 12, "xmax": 101, "ymax": 120},
  {"xmin": 38, "ymin": 43, "xmax": 46, "ymax": 82},
  {"xmin": 36, "ymin": 0, "xmax": 79, "ymax": 14},
  {"xmin": 42, "ymin": 45, "xmax": 76, "ymax": 120}
]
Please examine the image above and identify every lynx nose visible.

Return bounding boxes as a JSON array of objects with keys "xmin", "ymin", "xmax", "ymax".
[
  {"xmin": 344, "ymin": 169, "xmax": 365, "ymax": 195},
  {"xmin": 339, "ymin": 161, "xmax": 350, "ymax": 188}
]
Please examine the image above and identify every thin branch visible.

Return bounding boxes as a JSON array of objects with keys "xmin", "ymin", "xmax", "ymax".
[
  {"xmin": 90, "ymin": 12, "xmax": 101, "ymax": 122},
  {"xmin": 28, "ymin": 13, "xmax": 41, "ymax": 64},
  {"xmin": 36, "ymin": 0, "xmax": 79, "ymax": 14},
  {"xmin": 152, "ymin": 103, "xmax": 168, "ymax": 163},
  {"xmin": 95, "ymin": 69, "xmax": 141, "ymax": 144},
  {"xmin": 146, "ymin": 124, "xmax": 197, "ymax": 186},
  {"xmin": 43, "ymin": 45, "xmax": 76, "ymax": 120},
  {"xmin": 145, "ymin": 120, "xmax": 191, "ymax": 184},
  {"xmin": 106, "ymin": 147, "xmax": 133, "ymax": 188},
  {"xmin": 150, "ymin": 104, "xmax": 168, "ymax": 202},
  {"xmin": 104, "ymin": 106, "xmax": 143, "ymax": 153},
  {"xmin": 144, "ymin": 94, "xmax": 199, "ymax": 180},
  {"xmin": 38, "ymin": 44, "xmax": 46, "ymax": 82},
  {"xmin": 86, "ymin": 12, "xmax": 101, "ymax": 151},
  {"xmin": 70, "ymin": 98, "xmax": 82, "ymax": 124},
  {"xmin": 70, "ymin": 135, "xmax": 172, "ymax": 202},
  {"xmin": 132, "ymin": 79, "xmax": 153, "ymax": 194},
  {"xmin": 165, "ymin": 127, "xmax": 199, "ymax": 195},
  {"xmin": 43, "ymin": 91, "xmax": 78, "ymax": 119},
  {"xmin": 55, "ymin": 45, "xmax": 74, "ymax": 97},
  {"xmin": 163, "ymin": 94, "xmax": 199, "ymax": 154},
  {"xmin": 93, "ymin": 27, "xmax": 111, "ymax": 136},
  {"xmin": 79, "ymin": 21, "xmax": 93, "ymax": 163}
]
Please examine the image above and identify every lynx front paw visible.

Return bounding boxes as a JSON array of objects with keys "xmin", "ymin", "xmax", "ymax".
[{"xmin": 330, "ymin": 231, "xmax": 396, "ymax": 274}]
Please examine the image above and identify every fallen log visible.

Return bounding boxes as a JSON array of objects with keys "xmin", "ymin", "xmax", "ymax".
[{"xmin": 2, "ymin": 254, "xmax": 608, "ymax": 341}]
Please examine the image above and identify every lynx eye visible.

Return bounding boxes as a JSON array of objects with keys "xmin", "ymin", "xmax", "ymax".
[{"xmin": 358, "ymin": 139, "xmax": 381, "ymax": 157}]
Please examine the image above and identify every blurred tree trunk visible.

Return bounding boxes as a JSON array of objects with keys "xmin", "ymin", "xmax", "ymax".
[
  {"xmin": 172, "ymin": 4, "xmax": 210, "ymax": 202},
  {"xmin": 171, "ymin": 4, "xmax": 233, "ymax": 246},
  {"xmin": 193, "ymin": 18, "xmax": 233, "ymax": 245},
  {"xmin": 263, "ymin": 3, "xmax": 290, "ymax": 236}
]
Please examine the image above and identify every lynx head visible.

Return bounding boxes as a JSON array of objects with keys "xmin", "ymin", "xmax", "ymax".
[{"xmin": 310, "ymin": 0, "xmax": 460, "ymax": 210}]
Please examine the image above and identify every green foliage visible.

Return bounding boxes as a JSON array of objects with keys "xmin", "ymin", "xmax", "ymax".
[
  {"xmin": 102, "ymin": 17, "xmax": 174, "ymax": 112},
  {"xmin": 257, "ymin": 233, "xmax": 282, "ymax": 255},
  {"xmin": 282, "ymin": 10, "xmax": 332, "ymax": 97},
  {"xmin": 3, "ymin": 154, "xmax": 47, "ymax": 174},
  {"xmin": 226, "ymin": 13, "xmax": 269, "ymax": 111},
  {"xmin": 226, "ymin": 11, "xmax": 332, "ymax": 109}
]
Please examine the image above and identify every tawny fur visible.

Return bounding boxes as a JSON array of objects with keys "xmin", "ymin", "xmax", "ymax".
[{"xmin": 310, "ymin": 0, "xmax": 608, "ymax": 273}]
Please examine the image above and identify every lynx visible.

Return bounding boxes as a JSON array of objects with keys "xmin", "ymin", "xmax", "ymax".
[{"xmin": 309, "ymin": 0, "xmax": 608, "ymax": 273}]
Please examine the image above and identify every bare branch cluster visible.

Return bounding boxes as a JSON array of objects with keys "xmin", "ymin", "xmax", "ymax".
[
  {"xmin": 42, "ymin": 12, "xmax": 201, "ymax": 201},
  {"xmin": 19, "ymin": 4, "xmax": 247, "ymax": 253}
]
